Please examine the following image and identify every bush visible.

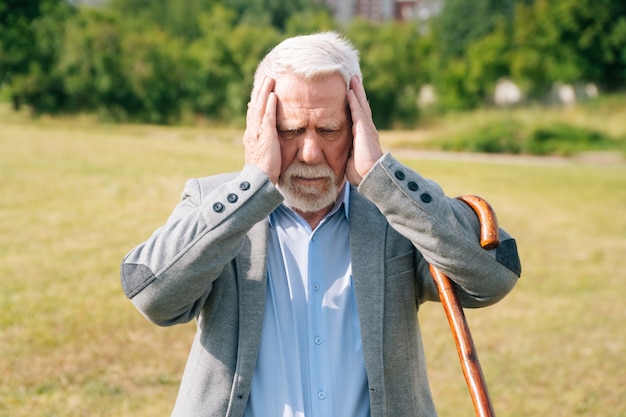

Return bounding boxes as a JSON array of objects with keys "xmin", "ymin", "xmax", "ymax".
[
  {"xmin": 440, "ymin": 119, "xmax": 524, "ymax": 153},
  {"xmin": 526, "ymin": 123, "xmax": 612, "ymax": 156},
  {"xmin": 434, "ymin": 120, "xmax": 619, "ymax": 156}
]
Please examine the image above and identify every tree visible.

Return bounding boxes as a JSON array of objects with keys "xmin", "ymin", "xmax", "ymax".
[
  {"xmin": 465, "ymin": 19, "xmax": 513, "ymax": 103},
  {"xmin": 107, "ymin": 0, "xmax": 218, "ymax": 41},
  {"xmin": 228, "ymin": 0, "xmax": 324, "ymax": 31},
  {"xmin": 428, "ymin": 0, "xmax": 517, "ymax": 110},
  {"xmin": 186, "ymin": 5, "xmax": 280, "ymax": 122},
  {"xmin": 119, "ymin": 29, "xmax": 190, "ymax": 123},
  {"xmin": 284, "ymin": 8, "xmax": 337, "ymax": 36},
  {"xmin": 433, "ymin": 0, "xmax": 510, "ymax": 60},
  {"xmin": 0, "ymin": 0, "xmax": 52, "ymax": 76},
  {"xmin": 0, "ymin": 0, "xmax": 74, "ymax": 109},
  {"xmin": 512, "ymin": 0, "xmax": 626, "ymax": 94},
  {"xmin": 56, "ymin": 8, "xmax": 128, "ymax": 115},
  {"xmin": 347, "ymin": 20, "xmax": 426, "ymax": 128}
]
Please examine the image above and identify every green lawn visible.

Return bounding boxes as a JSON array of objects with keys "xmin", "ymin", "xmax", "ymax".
[{"xmin": 1, "ymin": 106, "xmax": 625, "ymax": 416}]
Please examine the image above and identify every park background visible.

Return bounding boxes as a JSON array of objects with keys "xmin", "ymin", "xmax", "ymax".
[{"xmin": 1, "ymin": 0, "xmax": 625, "ymax": 416}]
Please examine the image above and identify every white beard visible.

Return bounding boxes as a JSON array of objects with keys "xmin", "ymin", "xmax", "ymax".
[{"xmin": 277, "ymin": 162, "xmax": 342, "ymax": 213}]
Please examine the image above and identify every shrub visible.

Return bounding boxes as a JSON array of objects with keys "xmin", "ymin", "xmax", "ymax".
[
  {"xmin": 526, "ymin": 123, "xmax": 612, "ymax": 156},
  {"xmin": 440, "ymin": 119, "xmax": 524, "ymax": 153},
  {"xmin": 435, "ymin": 120, "xmax": 618, "ymax": 156}
]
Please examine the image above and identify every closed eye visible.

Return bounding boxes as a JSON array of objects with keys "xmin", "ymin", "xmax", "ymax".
[
  {"xmin": 317, "ymin": 127, "xmax": 344, "ymax": 140},
  {"xmin": 278, "ymin": 128, "xmax": 304, "ymax": 140}
]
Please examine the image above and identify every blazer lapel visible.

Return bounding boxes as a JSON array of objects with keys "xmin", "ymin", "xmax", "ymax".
[
  {"xmin": 349, "ymin": 188, "xmax": 386, "ymax": 387},
  {"xmin": 233, "ymin": 220, "xmax": 270, "ymax": 389}
]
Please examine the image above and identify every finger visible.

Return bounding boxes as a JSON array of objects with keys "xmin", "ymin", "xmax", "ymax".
[
  {"xmin": 347, "ymin": 87, "xmax": 370, "ymax": 131},
  {"xmin": 349, "ymin": 75, "xmax": 373, "ymax": 119},
  {"xmin": 247, "ymin": 77, "xmax": 276, "ymax": 126},
  {"xmin": 261, "ymin": 92, "xmax": 277, "ymax": 131},
  {"xmin": 249, "ymin": 76, "xmax": 271, "ymax": 108}
]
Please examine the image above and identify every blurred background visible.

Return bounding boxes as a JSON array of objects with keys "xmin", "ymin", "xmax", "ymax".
[
  {"xmin": 1, "ymin": 1, "xmax": 625, "ymax": 416},
  {"xmin": 2, "ymin": 0, "xmax": 626, "ymax": 131}
]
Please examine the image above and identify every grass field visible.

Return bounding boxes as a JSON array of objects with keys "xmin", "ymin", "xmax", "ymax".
[{"xmin": 1, "ymin": 104, "xmax": 625, "ymax": 417}]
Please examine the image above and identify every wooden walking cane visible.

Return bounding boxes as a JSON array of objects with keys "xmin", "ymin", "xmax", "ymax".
[{"xmin": 429, "ymin": 195, "xmax": 500, "ymax": 417}]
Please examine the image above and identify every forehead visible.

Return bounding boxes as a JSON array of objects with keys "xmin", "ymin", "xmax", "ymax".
[{"xmin": 274, "ymin": 73, "xmax": 348, "ymax": 125}]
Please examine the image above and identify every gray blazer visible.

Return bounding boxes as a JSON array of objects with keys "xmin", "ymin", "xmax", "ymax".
[{"xmin": 121, "ymin": 153, "xmax": 521, "ymax": 417}]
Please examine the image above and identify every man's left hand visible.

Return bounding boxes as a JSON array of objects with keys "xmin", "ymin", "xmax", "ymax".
[{"xmin": 345, "ymin": 75, "xmax": 384, "ymax": 186}]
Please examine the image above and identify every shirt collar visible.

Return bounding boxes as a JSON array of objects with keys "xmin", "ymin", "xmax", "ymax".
[
  {"xmin": 336, "ymin": 181, "xmax": 351, "ymax": 221},
  {"xmin": 269, "ymin": 181, "xmax": 351, "ymax": 228}
]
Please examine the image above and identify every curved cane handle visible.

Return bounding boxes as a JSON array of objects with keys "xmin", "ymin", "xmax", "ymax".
[{"xmin": 456, "ymin": 195, "xmax": 500, "ymax": 250}]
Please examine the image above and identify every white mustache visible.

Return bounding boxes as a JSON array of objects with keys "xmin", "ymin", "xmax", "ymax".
[{"xmin": 283, "ymin": 162, "xmax": 335, "ymax": 182}]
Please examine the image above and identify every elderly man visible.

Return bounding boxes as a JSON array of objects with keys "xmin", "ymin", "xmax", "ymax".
[{"xmin": 121, "ymin": 32, "xmax": 521, "ymax": 417}]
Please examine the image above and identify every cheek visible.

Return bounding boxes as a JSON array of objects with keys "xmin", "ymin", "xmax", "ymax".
[
  {"xmin": 279, "ymin": 141, "xmax": 297, "ymax": 176},
  {"xmin": 326, "ymin": 137, "xmax": 352, "ymax": 176}
]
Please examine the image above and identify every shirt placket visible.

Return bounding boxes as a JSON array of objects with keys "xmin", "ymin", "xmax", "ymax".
[{"xmin": 307, "ymin": 228, "xmax": 331, "ymax": 417}]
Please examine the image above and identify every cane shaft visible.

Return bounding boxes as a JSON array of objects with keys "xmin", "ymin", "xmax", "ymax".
[
  {"xmin": 429, "ymin": 195, "xmax": 500, "ymax": 417},
  {"xmin": 429, "ymin": 265, "xmax": 496, "ymax": 417}
]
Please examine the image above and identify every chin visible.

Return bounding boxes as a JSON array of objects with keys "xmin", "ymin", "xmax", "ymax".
[
  {"xmin": 278, "ymin": 162, "xmax": 343, "ymax": 213},
  {"xmin": 279, "ymin": 181, "xmax": 340, "ymax": 213}
]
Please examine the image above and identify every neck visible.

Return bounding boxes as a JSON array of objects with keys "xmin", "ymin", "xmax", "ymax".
[{"xmin": 294, "ymin": 204, "xmax": 334, "ymax": 230}]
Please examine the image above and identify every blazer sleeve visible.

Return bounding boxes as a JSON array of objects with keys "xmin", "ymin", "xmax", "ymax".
[
  {"xmin": 357, "ymin": 153, "xmax": 521, "ymax": 308},
  {"xmin": 120, "ymin": 164, "xmax": 283, "ymax": 325}
]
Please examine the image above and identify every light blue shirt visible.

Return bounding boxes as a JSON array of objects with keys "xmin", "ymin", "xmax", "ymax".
[{"xmin": 244, "ymin": 185, "xmax": 370, "ymax": 417}]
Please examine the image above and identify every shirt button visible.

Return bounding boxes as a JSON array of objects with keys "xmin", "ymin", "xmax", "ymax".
[
  {"xmin": 227, "ymin": 193, "xmax": 238, "ymax": 203},
  {"xmin": 318, "ymin": 390, "xmax": 326, "ymax": 399},
  {"xmin": 239, "ymin": 181, "xmax": 250, "ymax": 190},
  {"xmin": 420, "ymin": 193, "xmax": 432, "ymax": 203},
  {"xmin": 312, "ymin": 283, "xmax": 320, "ymax": 291},
  {"xmin": 213, "ymin": 202, "xmax": 225, "ymax": 213},
  {"xmin": 408, "ymin": 181, "xmax": 419, "ymax": 191},
  {"xmin": 314, "ymin": 336, "xmax": 322, "ymax": 345},
  {"xmin": 394, "ymin": 170, "xmax": 405, "ymax": 180}
]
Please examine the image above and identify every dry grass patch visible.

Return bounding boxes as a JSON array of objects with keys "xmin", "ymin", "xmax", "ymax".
[{"xmin": 1, "ymin": 104, "xmax": 625, "ymax": 416}]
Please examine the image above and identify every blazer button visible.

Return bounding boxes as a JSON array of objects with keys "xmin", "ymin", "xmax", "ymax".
[
  {"xmin": 239, "ymin": 181, "xmax": 250, "ymax": 191},
  {"xmin": 394, "ymin": 170, "xmax": 405, "ymax": 180},
  {"xmin": 408, "ymin": 181, "xmax": 419, "ymax": 191},
  {"xmin": 227, "ymin": 193, "xmax": 238, "ymax": 203},
  {"xmin": 213, "ymin": 202, "xmax": 225, "ymax": 213},
  {"xmin": 420, "ymin": 193, "xmax": 432, "ymax": 203}
]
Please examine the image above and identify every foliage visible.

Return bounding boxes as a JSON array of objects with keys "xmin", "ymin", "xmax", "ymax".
[
  {"xmin": 284, "ymin": 8, "xmax": 337, "ymax": 36},
  {"xmin": 0, "ymin": 0, "xmax": 72, "ymax": 76},
  {"xmin": 435, "ymin": 119, "xmax": 620, "ymax": 155},
  {"xmin": 1, "ymin": 0, "xmax": 74, "ymax": 111},
  {"xmin": 228, "ymin": 0, "xmax": 324, "ymax": 31},
  {"xmin": 3, "ymin": 0, "xmax": 626, "ymax": 127},
  {"xmin": 107, "ymin": 0, "xmax": 217, "ymax": 41},
  {"xmin": 511, "ymin": 0, "xmax": 626, "ymax": 96},
  {"xmin": 433, "ymin": 0, "xmax": 512, "ymax": 60},
  {"xmin": 347, "ymin": 19, "xmax": 427, "ymax": 127},
  {"xmin": 54, "ymin": 8, "xmax": 196, "ymax": 123},
  {"xmin": 437, "ymin": 119, "xmax": 525, "ymax": 153},
  {"xmin": 429, "ymin": 0, "xmax": 515, "ymax": 110},
  {"xmin": 186, "ymin": 5, "xmax": 281, "ymax": 122},
  {"xmin": 56, "ymin": 9, "xmax": 129, "ymax": 118}
]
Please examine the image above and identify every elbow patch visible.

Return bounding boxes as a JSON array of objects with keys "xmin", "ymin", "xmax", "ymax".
[
  {"xmin": 496, "ymin": 239, "xmax": 522, "ymax": 277},
  {"xmin": 121, "ymin": 263, "xmax": 157, "ymax": 298}
]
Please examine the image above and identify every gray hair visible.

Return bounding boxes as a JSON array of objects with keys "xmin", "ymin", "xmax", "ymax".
[{"xmin": 252, "ymin": 32, "xmax": 361, "ymax": 96}]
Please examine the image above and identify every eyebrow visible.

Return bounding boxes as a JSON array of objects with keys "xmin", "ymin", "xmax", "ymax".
[
  {"xmin": 277, "ymin": 120, "xmax": 344, "ymax": 131},
  {"xmin": 276, "ymin": 120, "xmax": 304, "ymax": 131}
]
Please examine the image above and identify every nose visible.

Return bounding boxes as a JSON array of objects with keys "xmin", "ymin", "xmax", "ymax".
[{"xmin": 298, "ymin": 132, "xmax": 325, "ymax": 165}]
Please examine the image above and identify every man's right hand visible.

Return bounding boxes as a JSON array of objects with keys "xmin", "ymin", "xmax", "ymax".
[{"xmin": 243, "ymin": 77, "xmax": 281, "ymax": 184}]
